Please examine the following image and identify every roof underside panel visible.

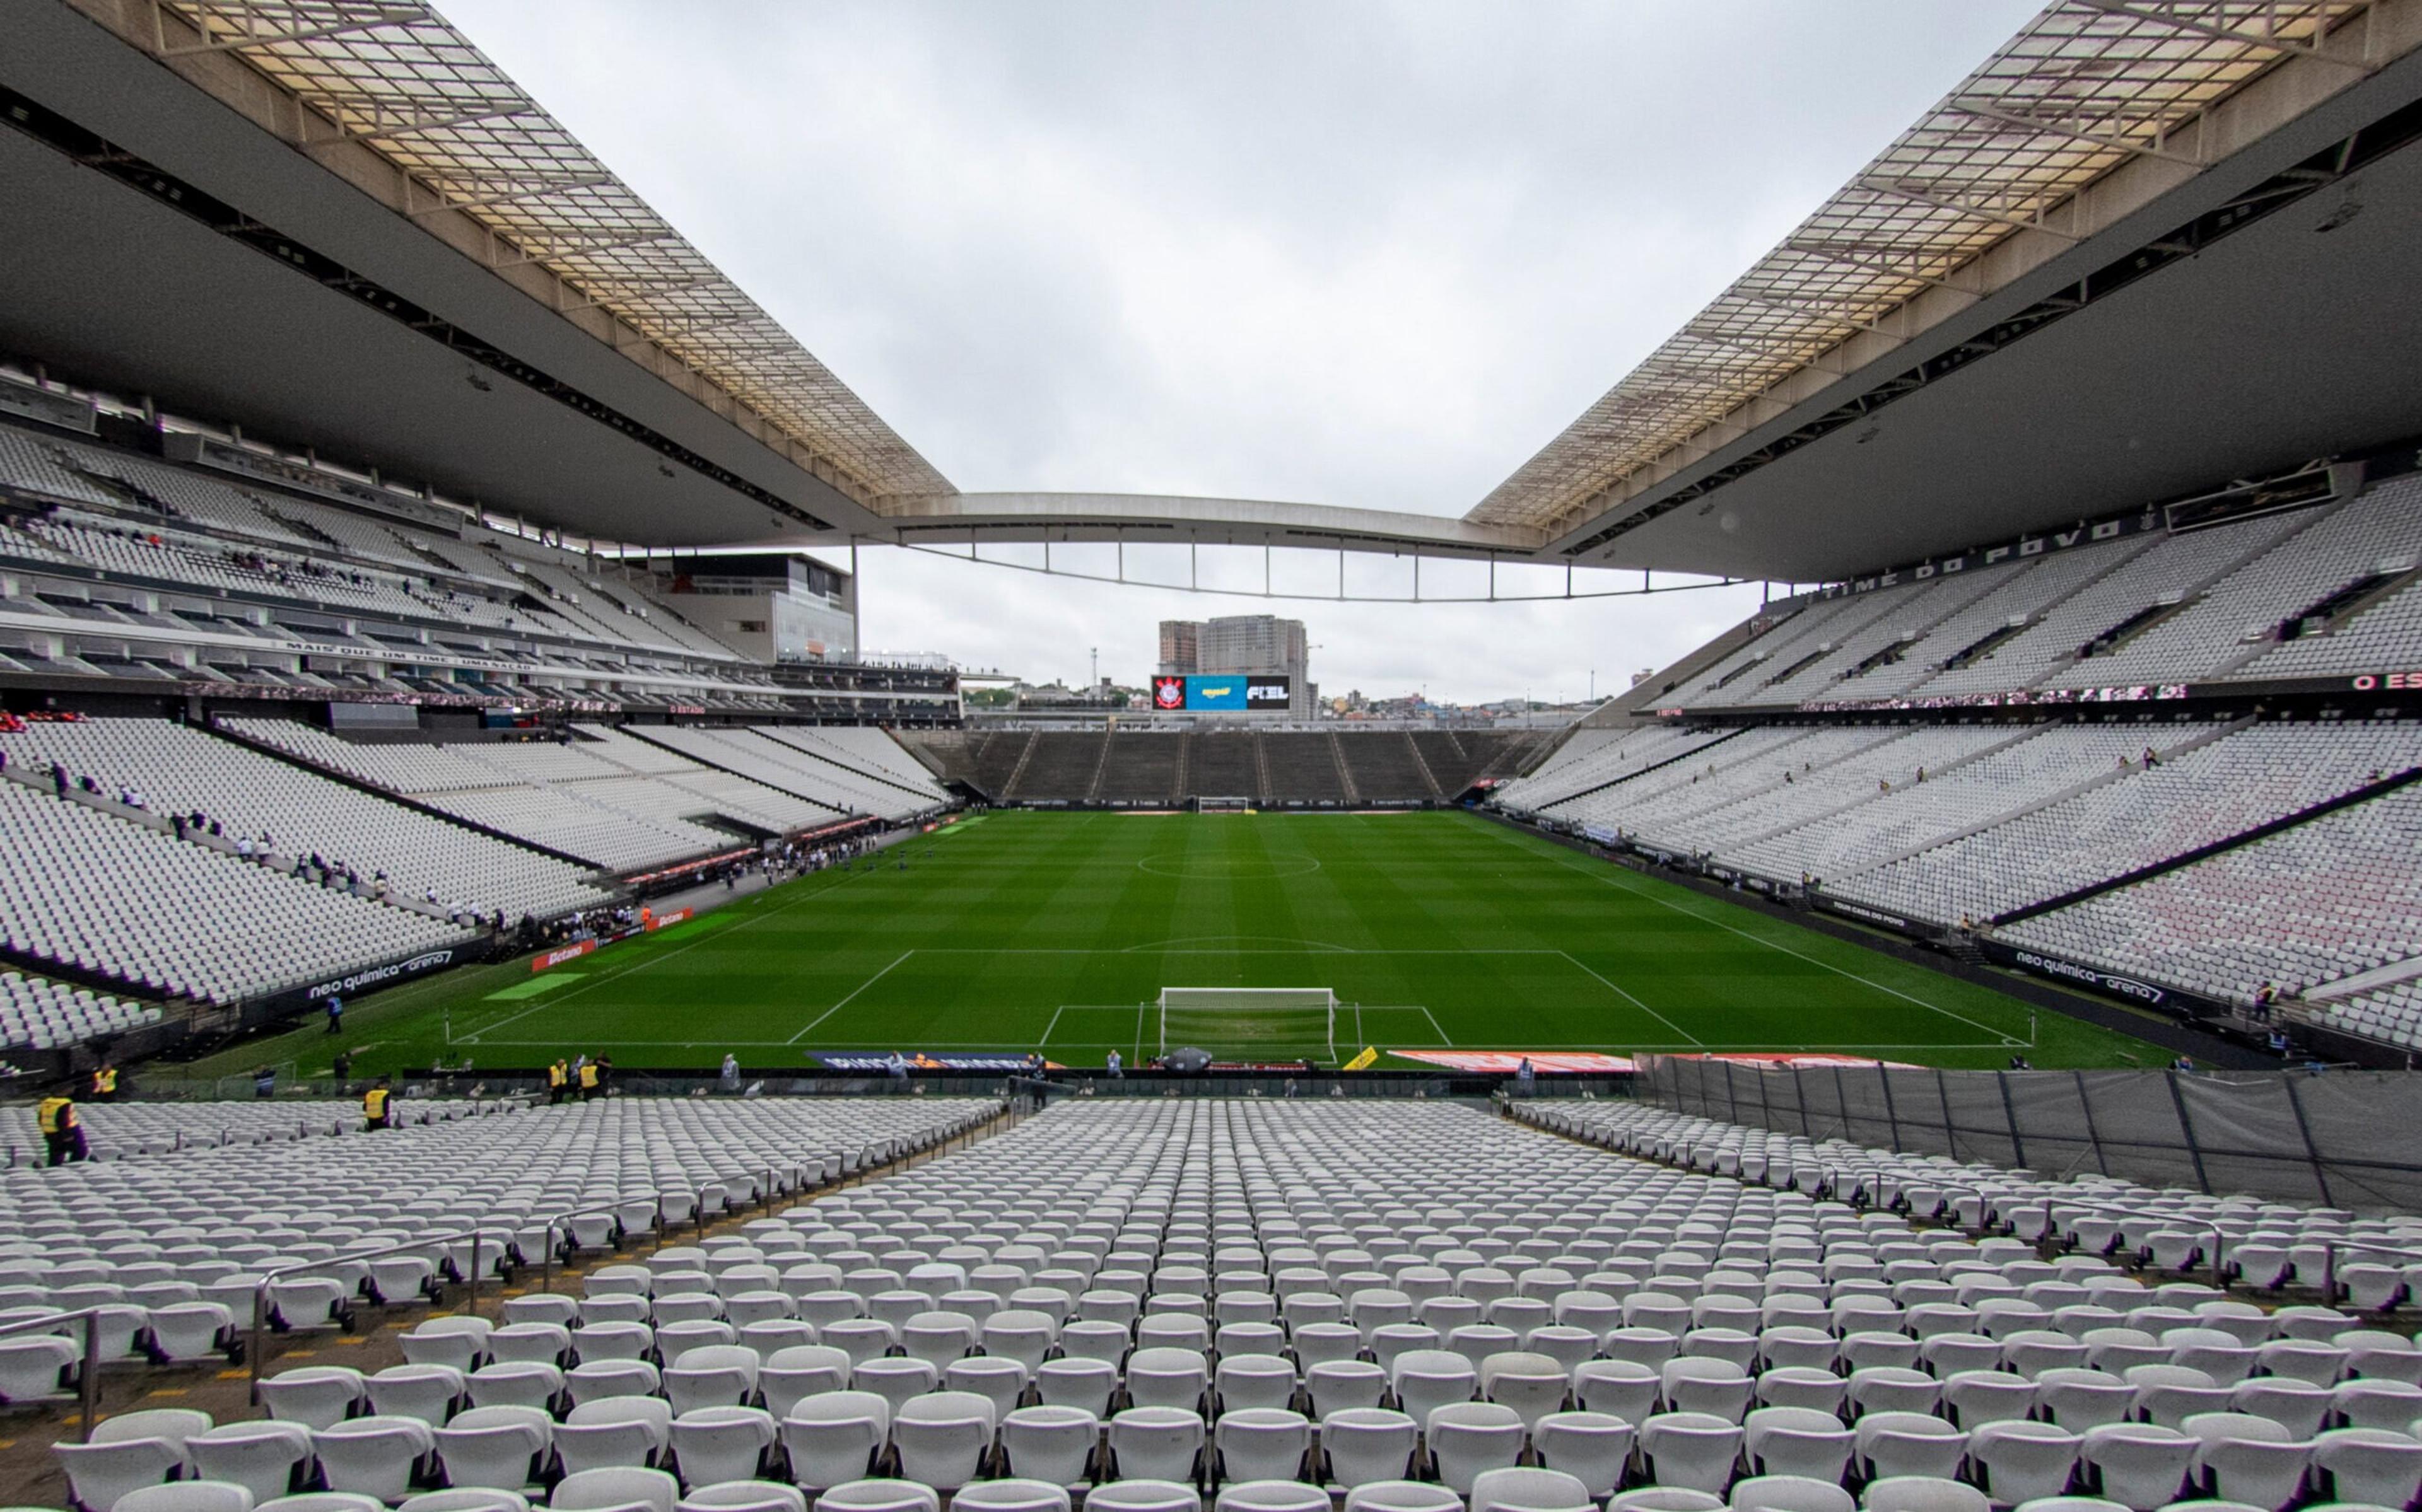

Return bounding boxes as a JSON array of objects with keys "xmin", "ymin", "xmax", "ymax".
[
  {"xmin": 155, "ymin": 0, "xmax": 952, "ymax": 504},
  {"xmin": 1468, "ymin": 0, "xmax": 2370, "ymax": 535}
]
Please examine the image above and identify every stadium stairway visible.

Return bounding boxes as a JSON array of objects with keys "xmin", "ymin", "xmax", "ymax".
[
  {"xmin": 1097, "ymin": 734, "xmax": 1185, "ymax": 806},
  {"xmin": 1261, "ymin": 735, "xmax": 1348, "ymax": 805},
  {"xmin": 1328, "ymin": 733, "xmax": 1362, "ymax": 805},
  {"xmin": 1007, "ymin": 735, "xmax": 1106, "ymax": 802},
  {"xmin": 1400, "ymin": 735, "xmax": 1446, "ymax": 800}
]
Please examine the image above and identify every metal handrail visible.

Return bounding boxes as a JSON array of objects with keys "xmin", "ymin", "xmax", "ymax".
[
  {"xmin": 534, "ymin": 1182, "xmax": 702, "ymax": 1296},
  {"xmin": 2295, "ymin": 1235, "xmax": 2418, "ymax": 1306},
  {"xmin": 247, "ymin": 1226, "xmax": 485, "ymax": 1403},
  {"xmin": 0, "ymin": 1306, "xmax": 111, "ymax": 1441}
]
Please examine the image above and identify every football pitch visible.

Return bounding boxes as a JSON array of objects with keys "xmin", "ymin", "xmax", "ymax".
[{"xmin": 206, "ymin": 810, "xmax": 2170, "ymax": 1077}]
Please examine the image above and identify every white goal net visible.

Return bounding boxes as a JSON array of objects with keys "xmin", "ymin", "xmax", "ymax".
[
  {"xmin": 1157, "ymin": 987, "xmax": 1337, "ymax": 1060},
  {"xmin": 1197, "ymin": 796, "xmax": 1253, "ymax": 813}
]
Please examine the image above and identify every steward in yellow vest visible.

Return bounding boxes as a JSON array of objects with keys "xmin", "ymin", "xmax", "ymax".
[
  {"xmin": 362, "ymin": 1081, "xmax": 394, "ymax": 1131},
  {"xmin": 38, "ymin": 1095, "xmax": 88, "ymax": 1166}
]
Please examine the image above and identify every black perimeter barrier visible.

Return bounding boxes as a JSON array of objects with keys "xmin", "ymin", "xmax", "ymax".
[{"xmin": 1632, "ymin": 1052, "xmax": 2422, "ymax": 1212}]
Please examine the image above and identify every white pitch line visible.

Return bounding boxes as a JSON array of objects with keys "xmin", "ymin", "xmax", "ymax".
[
  {"xmin": 1416, "ymin": 1004, "xmax": 1453, "ymax": 1047},
  {"xmin": 1476, "ymin": 817, "xmax": 2016, "ymax": 1046},
  {"xmin": 787, "ymin": 950, "xmax": 914, "ymax": 1044},
  {"xmin": 467, "ymin": 1038, "xmax": 2022, "ymax": 1051},
  {"xmin": 1039, "ymin": 1006, "xmax": 1065, "ymax": 1046},
  {"xmin": 472, "ymin": 866, "xmax": 862, "ymax": 1040},
  {"xmin": 1559, "ymin": 950, "xmax": 1705, "ymax": 1047}
]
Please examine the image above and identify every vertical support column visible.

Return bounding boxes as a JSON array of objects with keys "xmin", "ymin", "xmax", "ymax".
[
  {"xmin": 2073, "ymin": 1069, "xmax": 2111, "ymax": 1177},
  {"xmin": 2279, "ymin": 1074, "xmax": 2336, "ymax": 1208},
  {"xmin": 2163, "ymin": 1071, "xmax": 2213, "ymax": 1195},
  {"xmin": 1998, "ymin": 1071, "xmax": 2027, "ymax": 1170}
]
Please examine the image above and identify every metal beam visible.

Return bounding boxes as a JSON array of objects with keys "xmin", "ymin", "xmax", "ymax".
[
  {"xmin": 2071, "ymin": 0, "xmax": 2370, "ymax": 66},
  {"xmin": 491, "ymin": 230, "xmax": 681, "ymax": 268},
  {"xmin": 310, "ymin": 102, "xmax": 538, "ymax": 144},
  {"xmin": 1854, "ymin": 177, "xmax": 2085, "ymax": 241},
  {"xmin": 403, "ymin": 175, "xmax": 617, "ymax": 219},
  {"xmin": 1778, "ymin": 240, "xmax": 1978, "ymax": 294},
  {"xmin": 156, "ymin": 4, "xmax": 432, "ymax": 58},
  {"xmin": 1945, "ymin": 96, "xmax": 2209, "ymax": 166}
]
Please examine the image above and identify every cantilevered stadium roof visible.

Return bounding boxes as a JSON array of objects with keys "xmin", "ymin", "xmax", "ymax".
[
  {"xmin": 1473, "ymin": 0, "xmax": 2390, "ymax": 537},
  {"xmin": 141, "ymin": 0, "xmax": 952, "ymax": 508},
  {"xmin": 4, "ymin": 0, "xmax": 2419, "ymax": 579}
]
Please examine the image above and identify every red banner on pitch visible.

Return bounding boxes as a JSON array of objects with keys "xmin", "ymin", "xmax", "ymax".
[{"xmin": 532, "ymin": 940, "xmax": 597, "ymax": 973}]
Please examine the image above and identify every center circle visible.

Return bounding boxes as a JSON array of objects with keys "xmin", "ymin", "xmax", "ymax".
[{"xmin": 1137, "ymin": 852, "xmax": 1323, "ymax": 880}]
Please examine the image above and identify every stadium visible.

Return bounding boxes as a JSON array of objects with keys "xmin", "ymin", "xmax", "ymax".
[{"xmin": 3, "ymin": 1, "xmax": 2422, "ymax": 1509}]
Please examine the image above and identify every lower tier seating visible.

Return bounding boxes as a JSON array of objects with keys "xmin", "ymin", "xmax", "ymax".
[
  {"xmin": 1495, "ymin": 716, "xmax": 2422, "ymax": 1052},
  {"xmin": 0, "ymin": 776, "xmax": 474, "ymax": 1004},
  {"xmin": 34, "ymin": 1097, "xmax": 2414, "ymax": 1512},
  {"xmin": 0, "ymin": 968, "xmax": 160, "ymax": 1052}
]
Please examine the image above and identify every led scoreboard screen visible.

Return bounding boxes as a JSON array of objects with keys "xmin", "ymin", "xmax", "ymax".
[{"xmin": 1152, "ymin": 675, "xmax": 1291, "ymax": 711}]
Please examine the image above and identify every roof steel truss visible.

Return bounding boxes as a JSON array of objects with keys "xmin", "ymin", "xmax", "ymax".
[{"xmin": 1470, "ymin": 1, "xmax": 2384, "ymax": 538}]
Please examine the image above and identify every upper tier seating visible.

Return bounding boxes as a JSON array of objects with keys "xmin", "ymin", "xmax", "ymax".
[
  {"xmin": 1664, "ymin": 484, "xmax": 2422, "ymax": 709},
  {"xmin": 1917, "ymin": 521, "xmax": 2302, "ymax": 698},
  {"xmin": 0, "ymin": 967, "xmax": 160, "ymax": 1052},
  {"xmin": 0, "ymin": 776, "xmax": 471, "ymax": 1003},
  {"xmin": 0, "ymin": 421, "xmax": 838, "ymax": 716},
  {"xmin": 2051, "ymin": 480, "xmax": 2422, "ymax": 690},
  {"xmin": 1825, "ymin": 548, "xmax": 2140, "ymax": 702},
  {"xmin": 4, "ymin": 719, "xmax": 612, "ymax": 920}
]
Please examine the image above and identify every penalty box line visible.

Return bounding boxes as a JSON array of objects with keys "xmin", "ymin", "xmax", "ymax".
[{"xmin": 1468, "ymin": 816, "xmax": 2022, "ymax": 1049}]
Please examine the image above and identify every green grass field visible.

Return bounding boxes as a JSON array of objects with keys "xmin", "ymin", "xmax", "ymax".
[{"xmin": 190, "ymin": 810, "xmax": 2172, "ymax": 1078}]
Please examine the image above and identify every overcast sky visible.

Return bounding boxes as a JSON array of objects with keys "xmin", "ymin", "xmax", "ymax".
[{"xmin": 442, "ymin": 0, "xmax": 2041, "ymax": 701}]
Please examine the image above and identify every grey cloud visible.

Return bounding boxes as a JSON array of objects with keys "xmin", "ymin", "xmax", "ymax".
[{"xmin": 441, "ymin": 0, "xmax": 2037, "ymax": 697}]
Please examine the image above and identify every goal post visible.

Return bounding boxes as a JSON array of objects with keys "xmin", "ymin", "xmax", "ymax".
[
  {"xmin": 1157, "ymin": 986, "xmax": 1337, "ymax": 1061},
  {"xmin": 1196, "ymin": 796, "xmax": 1253, "ymax": 813}
]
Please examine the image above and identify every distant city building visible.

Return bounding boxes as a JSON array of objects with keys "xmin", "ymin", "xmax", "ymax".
[
  {"xmin": 1154, "ymin": 614, "xmax": 1312, "ymax": 714},
  {"xmin": 1156, "ymin": 620, "xmax": 1200, "ymax": 676}
]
